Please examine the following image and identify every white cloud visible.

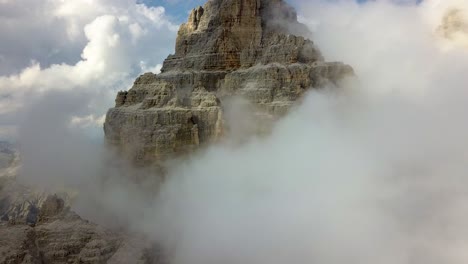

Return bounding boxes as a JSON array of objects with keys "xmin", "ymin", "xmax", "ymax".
[
  {"xmin": 0, "ymin": 0, "xmax": 178, "ymax": 139},
  {"xmin": 44, "ymin": 2, "xmax": 468, "ymax": 263},
  {"xmin": 124, "ymin": 1, "xmax": 468, "ymax": 263},
  {"xmin": 70, "ymin": 114, "xmax": 106, "ymax": 128}
]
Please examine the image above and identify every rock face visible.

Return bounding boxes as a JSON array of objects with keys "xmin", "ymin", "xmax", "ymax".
[
  {"xmin": 0, "ymin": 138, "xmax": 163, "ymax": 263},
  {"xmin": 0, "ymin": 178, "xmax": 163, "ymax": 264},
  {"xmin": 104, "ymin": 0, "xmax": 353, "ymax": 163}
]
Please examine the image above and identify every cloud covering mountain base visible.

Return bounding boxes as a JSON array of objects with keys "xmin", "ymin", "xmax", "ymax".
[{"xmin": 3, "ymin": 0, "xmax": 468, "ymax": 263}]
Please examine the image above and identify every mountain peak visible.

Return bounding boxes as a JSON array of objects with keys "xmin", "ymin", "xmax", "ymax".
[
  {"xmin": 162, "ymin": 0, "xmax": 313, "ymax": 72},
  {"xmin": 105, "ymin": 0, "xmax": 353, "ymax": 164}
]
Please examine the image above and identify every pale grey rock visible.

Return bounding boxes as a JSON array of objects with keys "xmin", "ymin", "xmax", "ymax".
[{"xmin": 104, "ymin": 0, "xmax": 354, "ymax": 164}]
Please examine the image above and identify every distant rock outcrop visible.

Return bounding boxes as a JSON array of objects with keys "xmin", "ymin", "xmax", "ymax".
[
  {"xmin": 0, "ymin": 178, "xmax": 163, "ymax": 264},
  {"xmin": 0, "ymin": 142, "xmax": 163, "ymax": 263},
  {"xmin": 104, "ymin": 0, "xmax": 353, "ymax": 164}
]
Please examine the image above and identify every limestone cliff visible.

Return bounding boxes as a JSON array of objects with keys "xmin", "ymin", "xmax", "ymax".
[{"xmin": 104, "ymin": 0, "xmax": 353, "ymax": 164}]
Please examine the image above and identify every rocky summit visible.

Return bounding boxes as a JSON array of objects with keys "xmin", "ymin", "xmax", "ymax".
[{"xmin": 104, "ymin": 0, "xmax": 353, "ymax": 164}]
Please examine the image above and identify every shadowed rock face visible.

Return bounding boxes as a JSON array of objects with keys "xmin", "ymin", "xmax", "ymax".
[
  {"xmin": 104, "ymin": 0, "xmax": 354, "ymax": 164},
  {"xmin": 0, "ymin": 178, "xmax": 164, "ymax": 264}
]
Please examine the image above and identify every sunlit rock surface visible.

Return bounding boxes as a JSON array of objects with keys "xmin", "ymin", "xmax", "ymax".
[{"xmin": 104, "ymin": 0, "xmax": 353, "ymax": 164}]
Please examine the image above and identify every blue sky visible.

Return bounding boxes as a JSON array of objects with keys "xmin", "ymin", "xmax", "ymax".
[
  {"xmin": 138, "ymin": 0, "xmax": 365, "ymax": 22},
  {"xmin": 138, "ymin": 0, "xmax": 422, "ymax": 23},
  {"xmin": 138, "ymin": 0, "xmax": 207, "ymax": 21}
]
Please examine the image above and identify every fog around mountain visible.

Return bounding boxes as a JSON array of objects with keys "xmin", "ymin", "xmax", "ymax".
[{"xmin": 2, "ymin": 0, "xmax": 468, "ymax": 263}]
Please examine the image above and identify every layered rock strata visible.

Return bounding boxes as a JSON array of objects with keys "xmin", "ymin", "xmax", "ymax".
[{"xmin": 104, "ymin": 0, "xmax": 353, "ymax": 163}]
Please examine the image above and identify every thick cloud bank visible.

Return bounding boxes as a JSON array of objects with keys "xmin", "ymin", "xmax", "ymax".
[
  {"xmin": 4, "ymin": 0, "xmax": 468, "ymax": 264},
  {"xmin": 140, "ymin": 1, "xmax": 468, "ymax": 263}
]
